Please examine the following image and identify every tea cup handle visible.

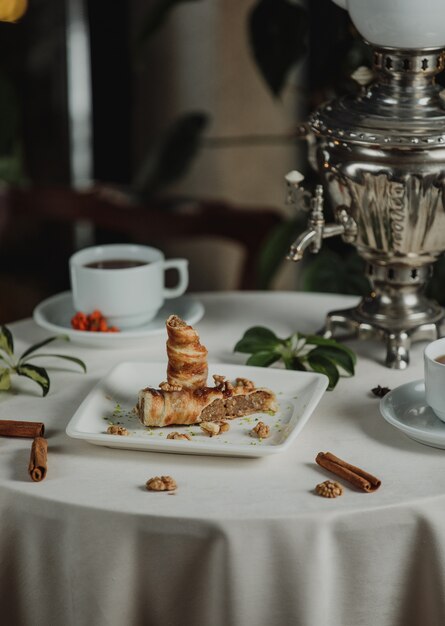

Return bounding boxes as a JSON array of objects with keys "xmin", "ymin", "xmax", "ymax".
[
  {"xmin": 331, "ymin": 0, "xmax": 347, "ymax": 8},
  {"xmin": 163, "ymin": 259, "xmax": 189, "ymax": 299}
]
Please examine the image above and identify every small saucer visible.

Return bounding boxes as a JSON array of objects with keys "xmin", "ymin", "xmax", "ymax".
[
  {"xmin": 380, "ymin": 379, "xmax": 445, "ymax": 449},
  {"xmin": 33, "ymin": 291, "xmax": 205, "ymax": 349}
]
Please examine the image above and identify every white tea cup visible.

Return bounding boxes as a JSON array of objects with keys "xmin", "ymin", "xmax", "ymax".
[
  {"xmin": 331, "ymin": 0, "xmax": 445, "ymax": 49},
  {"xmin": 424, "ymin": 337, "xmax": 445, "ymax": 422},
  {"xmin": 69, "ymin": 244, "xmax": 189, "ymax": 329}
]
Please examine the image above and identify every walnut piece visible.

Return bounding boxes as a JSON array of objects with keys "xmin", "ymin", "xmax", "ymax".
[
  {"xmin": 107, "ymin": 425, "xmax": 129, "ymax": 436},
  {"xmin": 212, "ymin": 375, "xmax": 234, "ymax": 392},
  {"xmin": 159, "ymin": 381, "xmax": 183, "ymax": 392},
  {"xmin": 146, "ymin": 475, "xmax": 177, "ymax": 491},
  {"xmin": 251, "ymin": 421, "xmax": 270, "ymax": 439},
  {"xmin": 200, "ymin": 421, "xmax": 221, "ymax": 436},
  {"xmin": 235, "ymin": 377, "xmax": 255, "ymax": 390},
  {"xmin": 167, "ymin": 432, "xmax": 192, "ymax": 441},
  {"xmin": 200, "ymin": 420, "xmax": 229, "ymax": 436},
  {"xmin": 315, "ymin": 480, "xmax": 343, "ymax": 498}
]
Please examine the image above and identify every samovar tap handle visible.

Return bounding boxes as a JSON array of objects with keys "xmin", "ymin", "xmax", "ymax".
[
  {"xmin": 285, "ymin": 178, "xmax": 326, "ymax": 261},
  {"xmin": 285, "ymin": 173, "xmax": 357, "ymax": 262},
  {"xmin": 334, "ymin": 206, "xmax": 358, "ymax": 244},
  {"xmin": 284, "ymin": 170, "xmax": 311, "ymax": 208}
]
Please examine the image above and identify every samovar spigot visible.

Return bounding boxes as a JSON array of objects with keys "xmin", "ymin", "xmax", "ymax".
[{"xmin": 285, "ymin": 171, "xmax": 357, "ymax": 262}]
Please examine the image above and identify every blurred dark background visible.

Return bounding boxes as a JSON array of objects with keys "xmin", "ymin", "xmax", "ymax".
[{"xmin": 0, "ymin": 0, "xmax": 369, "ymax": 324}]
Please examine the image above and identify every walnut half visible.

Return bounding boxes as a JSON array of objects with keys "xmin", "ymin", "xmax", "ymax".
[
  {"xmin": 235, "ymin": 377, "xmax": 255, "ymax": 390},
  {"xmin": 251, "ymin": 422, "xmax": 270, "ymax": 439},
  {"xmin": 167, "ymin": 432, "xmax": 192, "ymax": 441},
  {"xmin": 200, "ymin": 420, "xmax": 230, "ymax": 437},
  {"xmin": 107, "ymin": 425, "xmax": 129, "ymax": 436},
  {"xmin": 146, "ymin": 476, "xmax": 177, "ymax": 491},
  {"xmin": 315, "ymin": 480, "xmax": 343, "ymax": 498},
  {"xmin": 159, "ymin": 381, "xmax": 183, "ymax": 392},
  {"xmin": 212, "ymin": 375, "xmax": 234, "ymax": 392},
  {"xmin": 200, "ymin": 421, "xmax": 221, "ymax": 437}
]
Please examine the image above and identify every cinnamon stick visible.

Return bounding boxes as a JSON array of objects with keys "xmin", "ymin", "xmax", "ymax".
[
  {"xmin": 316, "ymin": 451, "xmax": 381, "ymax": 493},
  {"xmin": 28, "ymin": 437, "xmax": 48, "ymax": 482},
  {"xmin": 0, "ymin": 420, "xmax": 44, "ymax": 438}
]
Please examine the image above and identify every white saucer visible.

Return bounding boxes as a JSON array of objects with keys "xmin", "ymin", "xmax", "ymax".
[
  {"xmin": 380, "ymin": 379, "xmax": 445, "ymax": 449},
  {"xmin": 33, "ymin": 291, "xmax": 205, "ymax": 349}
]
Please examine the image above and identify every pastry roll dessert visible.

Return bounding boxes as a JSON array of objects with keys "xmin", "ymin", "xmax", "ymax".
[
  {"xmin": 166, "ymin": 315, "xmax": 208, "ymax": 390},
  {"xmin": 137, "ymin": 376, "xmax": 277, "ymax": 427}
]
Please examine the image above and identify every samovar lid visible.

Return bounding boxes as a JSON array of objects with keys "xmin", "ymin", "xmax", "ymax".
[{"xmin": 310, "ymin": 47, "xmax": 445, "ymax": 149}]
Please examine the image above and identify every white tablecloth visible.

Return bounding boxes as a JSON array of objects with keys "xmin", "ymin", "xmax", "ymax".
[{"xmin": 1, "ymin": 292, "xmax": 444, "ymax": 626}]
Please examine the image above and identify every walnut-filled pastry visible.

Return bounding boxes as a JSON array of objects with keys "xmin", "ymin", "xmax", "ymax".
[
  {"xmin": 166, "ymin": 315, "xmax": 208, "ymax": 390},
  {"xmin": 137, "ymin": 376, "xmax": 277, "ymax": 427}
]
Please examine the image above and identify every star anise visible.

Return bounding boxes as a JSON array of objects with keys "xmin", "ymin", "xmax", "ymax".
[{"xmin": 371, "ymin": 385, "xmax": 391, "ymax": 398}]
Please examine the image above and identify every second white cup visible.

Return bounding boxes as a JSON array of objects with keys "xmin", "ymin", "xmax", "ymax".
[
  {"xmin": 424, "ymin": 337, "xmax": 445, "ymax": 423},
  {"xmin": 69, "ymin": 244, "xmax": 189, "ymax": 329}
]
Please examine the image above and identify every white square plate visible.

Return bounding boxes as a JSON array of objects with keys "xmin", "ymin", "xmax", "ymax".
[{"xmin": 66, "ymin": 362, "xmax": 328, "ymax": 457}]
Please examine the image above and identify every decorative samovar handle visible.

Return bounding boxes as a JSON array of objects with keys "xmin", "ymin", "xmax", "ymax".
[{"xmin": 285, "ymin": 171, "xmax": 357, "ymax": 262}]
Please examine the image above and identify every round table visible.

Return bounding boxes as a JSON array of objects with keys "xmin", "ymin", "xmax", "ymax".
[{"xmin": 1, "ymin": 292, "xmax": 443, "ymax": 626}]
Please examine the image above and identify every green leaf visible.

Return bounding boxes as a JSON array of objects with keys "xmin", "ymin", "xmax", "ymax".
[
  {"xmin": 248, "ymin": 0, "xmax": 308, "ymax": 97},
  {"xmin": 282, "ymin": 354, "xmax": 307, "ymax": 371},
  {"xmin": 304, "ymin": 335, "xmax": 357, "ymax": 365},
  {"xmin": 21, "ymin": 354, "xmax": 87, "ymax": 373},
  {"xmin": 302, "ymin": 249, "xmax": 370, "ymax": 296},
  {"xmin": 234, "ymin": 326, "xmax": 282, "ymax": 354},
  {"xmin": 0, "ymin": 367, "xmax": 11, "ymax": 390},
  {"xmin": 133, "ymin": 112, "xmax": 209, "ymax": 197},
  {"xmin": 246, "ymin": 351, "xmax": 281, "ymax": 367},
  {"xmin": 428, "ymin": 255, "xmax": 445, "ymax": 306},
  {"xmin": 137, "ymin": 0, "xmax": 202, "ymax": 46},
  {"xmin": 0, "ymin": 325, "xmax": 14, "ymax": 356},
  {"xmin": 0, "ymin": 145, "xmax": 26, "ymax": 185},
  {"xmin": 19, "ymin": 335, "xmax": 69, "ymax": 361},
  {"xmin": 16, "ymin": 364, "xmax": 50, "ymax": 397},
  {"xmin": 308, "ymin": 346, "xmax": 355, "ymax": 376},
  {"xmin": 290, "ymin": 356, "xmax": 307, "ymax": 371},
  {"xmin": 307, "ymin": 353, "xmax": 339, "ymax": 390},
  {"xmin": 0, "ymin": 70, "xmax": 20, "ymax": 155},
  {"xmin": 257, "ymin": 216, "xmax": 306, "ymax": 289},
  {"xmin": 284, "ymin": 332, "xmax": 307, "ymax": 354},
  {"xmin": 234, "ymin": 323, "xmax": 356, "ymax": 390}
]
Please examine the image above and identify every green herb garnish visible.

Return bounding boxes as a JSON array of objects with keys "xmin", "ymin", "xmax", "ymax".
[
  {"xmin": 0, "ymin": 326, "xmax": 86, "ymax": 396},
  {"xmin": 234, "ymin": 326, "xmax": 356, "ymax": 390}
]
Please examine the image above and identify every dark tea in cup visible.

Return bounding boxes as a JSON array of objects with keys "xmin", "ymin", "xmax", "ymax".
[{"xmin": 84, "ymin": 259, "xmax": 148, "ymax": 270}]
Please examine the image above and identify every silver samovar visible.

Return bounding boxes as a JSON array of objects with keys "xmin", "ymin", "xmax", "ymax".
[{"xmin": 287, "ymin": 1, "xmax": 445, "ymax": 369}]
